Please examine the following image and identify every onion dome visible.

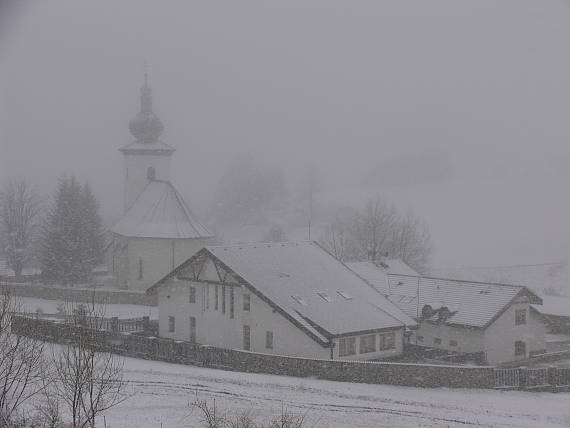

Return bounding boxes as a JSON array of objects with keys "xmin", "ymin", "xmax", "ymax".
[{"xmin": 128, "ymin": 72, "xmax": 164, "ymax": 142}]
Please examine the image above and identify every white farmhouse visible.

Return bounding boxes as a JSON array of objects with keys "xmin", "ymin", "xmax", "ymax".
[
  {"xmin": 147, "ymin": 241, "xmax": 416, "ymax": 360},
  {"xmin": 105, "ymin": 74, "xmax": 213, "ymax": 291},
  {"xmin": 349, "ymin": 262, "xmax": 547, "ymax": 365}
]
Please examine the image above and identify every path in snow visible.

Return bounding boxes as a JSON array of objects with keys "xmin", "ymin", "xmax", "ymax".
[{"xmin": 102, "ymin": 357, "xmax": 570, "ymax": 427}]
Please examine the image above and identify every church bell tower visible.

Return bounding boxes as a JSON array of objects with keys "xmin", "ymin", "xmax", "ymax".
[{"xmin": 120, "ymin": 72, "xmax": 175, "ymax": 212}]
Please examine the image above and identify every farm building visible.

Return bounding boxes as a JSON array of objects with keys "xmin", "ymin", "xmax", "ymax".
[
  {"xmin": 348, "ymin": 263, "xmax": 547, "ymax": 365},
  {"xmin": 147, "ymin": 241, "xmax": 416, "ymax": 360}
]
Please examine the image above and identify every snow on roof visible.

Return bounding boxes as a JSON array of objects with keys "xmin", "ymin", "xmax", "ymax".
[
  {"xmin": 384, "ymin": 274, "xmax": 539, "ymax": 328},
  {"xmin": 119, "ymin": 140, "xmax": 175, "ymax": 154},
  {"xmin": 206, "ymin": 242, "xmax": 416, "ymax": 338},
  {"xmin": 111, "ymin": 180, "xmax": 213, "ymax": 239},
  {"xmin": 533, "ymin": 295, "xmax": 570, "ymax": 318},
  {"xmin": 346, "ymin": 262, "xmax": 391, "ymax": 294},
  {"xmin": 430, "ymin": 261, "xmax": 570, "ymax": 296}
]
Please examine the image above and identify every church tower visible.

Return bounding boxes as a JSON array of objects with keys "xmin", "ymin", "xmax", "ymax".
[{"xmin": 120, "ymin": 72, "xmax": 175, "ymax": 212}]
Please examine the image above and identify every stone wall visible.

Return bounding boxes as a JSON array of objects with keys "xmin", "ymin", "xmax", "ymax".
[{"xmin": 12, "ymin": 316, "xmax": 495, "ymax": 389}]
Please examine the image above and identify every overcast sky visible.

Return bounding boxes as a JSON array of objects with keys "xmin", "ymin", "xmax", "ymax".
[{"xmin": 1, "ymin": 1, "xmax": 570, "ymax": 267}]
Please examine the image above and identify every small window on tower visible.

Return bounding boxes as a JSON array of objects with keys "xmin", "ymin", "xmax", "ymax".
[{"xmin": 147, "ymin": 167, "xmax": 156, "ymax": 180}]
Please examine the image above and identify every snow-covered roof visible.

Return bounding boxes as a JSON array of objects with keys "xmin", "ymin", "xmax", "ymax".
[
  {"xmin": 111, "ymin": 180, "xmax": 213, "ymax": 239},
  {"xmin": 150, "ymin": 242, "xmax": 416, "ymax": 343},
  {"xmin": 204, "ymin": 242, "xmax": 416, "ymax": 337},
  {"xmin": 533, "ymin": 295, "xmax": 570, "ymax": 318},
  {"xmin": 346, "ymin": 260, "xmax": 418, "ymax": 293},
  {"xmin": 119, "ymin": 140, "xmax": 175, "ymax": 155},
  {"xmin": 384, "ymin": 274, "xmax": 541, "ymax": 329},
  {"xmin": 430, "ymin": 261, "xmax": 570, "ymax": 296}
]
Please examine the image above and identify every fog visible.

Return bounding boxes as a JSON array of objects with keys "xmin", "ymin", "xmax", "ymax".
[{"xmin": 1, "ymin": 0, "xmax": 570, "ymax": 267}]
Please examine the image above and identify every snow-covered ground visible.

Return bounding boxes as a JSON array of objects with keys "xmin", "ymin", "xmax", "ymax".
[
  {"xmin": 15, "ymin": 296, "xmax": 157, "ymax": 319},
  {"xmin": 101, "ymin": 356, "xmax": 570, "ymax": 428}
]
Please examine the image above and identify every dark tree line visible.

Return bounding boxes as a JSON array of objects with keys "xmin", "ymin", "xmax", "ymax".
[
  {"xmin": 0, "ymin": 176, "xmax": 104, "ymax": 285},
  {"xmin": 41, "ymin": 177, "xmax": 104, "ymax": 285}
]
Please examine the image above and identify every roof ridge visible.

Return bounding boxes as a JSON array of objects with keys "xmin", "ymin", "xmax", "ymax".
[{"xmin": 389, "ymin": 273, "xmax": 526, "ymax": 289}]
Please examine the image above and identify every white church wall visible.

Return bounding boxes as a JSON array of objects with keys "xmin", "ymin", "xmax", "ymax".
[
  {"xmin": 124, "ymin": 153, "xmax": 171, "ymax": 211},
  {"xmin": 127, "ymin": 238, "xmax": 209, "ymax": 292}
]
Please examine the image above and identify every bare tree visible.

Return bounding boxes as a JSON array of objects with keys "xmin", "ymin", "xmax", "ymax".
[
  {"xmin": 389, "ymin": 211, "xmax": 432, "ymax": 273},
  {"xmin": 319, "ymin": 218, "xmax": 351, "ymax": 262},
  {"xmin": 51, "ymin": 302, "xmax": 126, "ymax": 428},
  {"xmin": 0, "ymin": 286, "xmax": 48, "ymax": 425},
  {"xmin": 0, "ymin": 180, "xmax": 42, "ymax": 281},
  {"xmin": 319, "ymin": 197, "xmax": 432, "ymax": 273}
]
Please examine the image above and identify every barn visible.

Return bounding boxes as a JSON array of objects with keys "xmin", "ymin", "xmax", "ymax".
[{"xmin": 147, "ymin": 241, "xmax": 416, "ymax": 360}]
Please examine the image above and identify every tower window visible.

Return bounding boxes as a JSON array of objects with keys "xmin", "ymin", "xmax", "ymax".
[
  {"xmin": 138, "ymin": 258, "xmax": 143, "ymax": 280},
  {"xmin": 147, "ymin": 166, "xmax": 156, "ymax": 180}
]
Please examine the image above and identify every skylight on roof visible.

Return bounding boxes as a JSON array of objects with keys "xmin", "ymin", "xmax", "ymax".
[
  {"xmin": 291, "ymin": 295, "xmax": 307, "ymax": 306},
  {"xmin": 316, "ymin": 292, "xmax": 332, "ymax": 302},
  {"xmin": 337, "ymin": 290, "xmax": 353, "ymax": 300}
]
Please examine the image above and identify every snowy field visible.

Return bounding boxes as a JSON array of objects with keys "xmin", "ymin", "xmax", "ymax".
[
  {"xmin": 100, "ymin": 356, "xmax": 570, "ymax": 428},
  {"xmin": 16, "ymin": 296, "xmax": 157, "ymax": 319}
]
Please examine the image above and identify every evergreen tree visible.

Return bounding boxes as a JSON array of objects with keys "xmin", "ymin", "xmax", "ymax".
[{"xmin": 41, "ymin": 177, "xmax": 104, "ymax": 285}]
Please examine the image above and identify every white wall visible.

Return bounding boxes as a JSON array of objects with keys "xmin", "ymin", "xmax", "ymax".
[
  {"xmin": 484, "ymin": 303, "xmax": 547, "ymax": 364},
  {"xmin": 412, "ymin": 322, "xmax": 484, "ymax": 355},
  {"xmin": 107, "ymin": 236, "xmax": 209, "ymax": 291},
  {"xmin": 331, "ymin": 328, "xmax": 404, "ymax": 361},
  {"xmin": 123, "ymin": 152, "xmax": 172, "ymax": 211},
  {"xmin": 158, "ymin": 279, "xmax": 329, "ymax": 359}
]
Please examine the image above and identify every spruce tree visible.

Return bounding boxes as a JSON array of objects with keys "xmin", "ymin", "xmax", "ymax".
[{"xmin": 41, "ymin": 177, "xmax": 104, "ymax": 285}]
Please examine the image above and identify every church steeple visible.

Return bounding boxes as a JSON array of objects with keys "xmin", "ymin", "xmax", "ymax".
[
  {"xmin": 128, "ymin": 71, "xmax": 164, "ymax": 143},
  {"xmin": 121, "ymin": 71, "xmax": 175, "ymax": 212}
]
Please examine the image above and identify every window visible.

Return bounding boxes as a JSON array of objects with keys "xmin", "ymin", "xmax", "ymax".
[
  {"xmin": 337, "ymin": 291, "xmax": 353, "ymax": 300},
  {"xmin": 417, "ymin": 335, "xmax": 424, "ymax": 342},
  {"xmin": 189, "ymin": 316, "xmax": 196, "ymax": 343},
  {"xmin": 215, "ymin": 285, "xmax": 219, "ymax": 311},
  {"xmin": 338, "ymin": 337, "xmax": 356, "ymax": 357},
  {"xmin": 449, "ymin": 340, "xmax": 458, "ymax": 347},
  {"xmin": 359, "ymin": 334, "xmax": 377, "ymax": 354},
  {"xmin": 243, "ymin": 294, "xmax": 251, "ymax": 311},
  {"xmin": 316, "ymin": 292, "xmax": 332, "ymax": 302},
  {"xmin": 243, "ymin": 325, "xmax": 251, "ymax": 351},
  {"xmin": 222, "ymin": 285, "xmax": 226, "ymax": 314},
  {"xmin": 380, "ymin": 332, "xmax": 396, "ymax": 350},
  {"xmin": 168, "ymin": 316, "xmax": 175, "ymax": 333},
  {"xmin": 138, "ymin": 258, "xmax": 143, "ymax": 280},
  {"xmin": 230, "ymin": 287, "xmax": 235, "ymax": 319},
  {"xmin": 515, "ymin": 340, "xmax": 526, "ymax": 356},
  {"xmin": 205, "ymin": 285, "xmax": 210, "ymax": 309},
  {"xmin": 433, "ymin": 337, "xmax": 442, "ymax": 345},
  {"xmin": 265, "ymin": 331, "xmax": 273, "ymax": 349},
  {"xmin": 291, "ymin": 295, "xmax": 307, "ymax": 305},
  {"xmin": 147, "ymin": 166, "xmax": 156, "ymax": 180},
  {"xmin": 189, "ymin": 286, "xmax": 196, "ymax": 303},
  {"xmin": 515, "ymin": 309, "xmax": 527, "ymax": 325}
]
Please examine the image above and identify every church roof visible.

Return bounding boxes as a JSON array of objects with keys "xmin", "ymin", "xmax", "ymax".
[{"xmin": 111, "ymin": 180, "xmax": 213, "ymax": 239}]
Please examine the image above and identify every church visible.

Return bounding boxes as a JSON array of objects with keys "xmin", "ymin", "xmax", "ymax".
[{"xmin": 106, "ymin": 74, "xmax": 213, "ymax": 291}]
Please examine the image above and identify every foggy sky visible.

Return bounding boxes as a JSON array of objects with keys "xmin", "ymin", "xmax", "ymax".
[{"xmin": 1, "ymin": 0, "xmax": 570, "ymax": 267}]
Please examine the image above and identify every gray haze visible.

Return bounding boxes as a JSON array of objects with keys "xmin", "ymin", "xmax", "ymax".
[{"xmin": 1, "ymin": 0, "xmax": 570, "ymax": 267}]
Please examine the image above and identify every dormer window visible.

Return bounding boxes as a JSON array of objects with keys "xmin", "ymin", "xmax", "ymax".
[
  {"xmin": 291, "ymin": 295, "xmax": 307, "ymax": 306},
  {"xmin": 147, "ymin": 166, "xmax": 156, "ymax": 180},
  {"xmin": 316, "ymin": 292, "xmax": 332, "ymax": 302},
  {"xmin": 337, "ymin": 291, "xmax": 353, "ymax": 300}
]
